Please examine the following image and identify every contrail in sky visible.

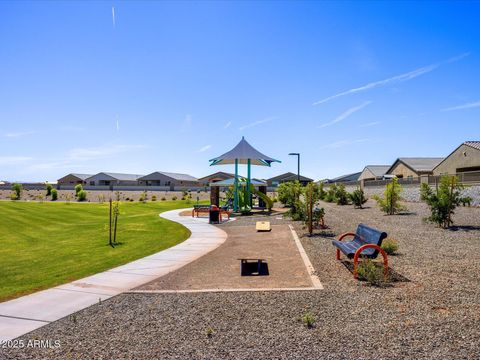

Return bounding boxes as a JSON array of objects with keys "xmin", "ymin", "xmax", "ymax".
[{"xmin": 112, "ymin": 7, "xmax": 116, "ymax": 28}]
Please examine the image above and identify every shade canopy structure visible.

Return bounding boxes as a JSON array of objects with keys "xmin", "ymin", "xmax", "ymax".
[
  {"xmin": 209, "ymin": 137, "xmax": 280, "ymax": 211},
  {"xmin": 210, "ymin": 177, "xmax": 267, "ymax": 187},
  {"xmin": 209, "ymin": 137, "xmax": 281, "ymax": 166}
]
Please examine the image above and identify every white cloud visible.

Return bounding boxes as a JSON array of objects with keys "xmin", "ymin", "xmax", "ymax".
[
  {"xmin": 441, "ymin": 100, "xmax": 480, "ymax": 112},
  {"xmin": 198, "ymin": 145, "xmax": 211, "ymax": 152},
  {"xmin": 319, "ymin": 138, "xmax": 371, "ymax": 149},
  {"xmin": 359, "ymin": 121, "xmax": 381, "ymax": 128},
  {"xmin": 68, "ymin": 144, "xmax": 147, "ymax": 161},
  {"xmin": 5, "ymin": 131, "xmax": 36, "ymax": 138},
  {"xmin": 318, "ymin": 101, "xmax": 371, "ymax": 128},
  {"xmin": 239, "ymin": 116, "xmax": 276, "ymax": 130},
  {"xmin": 224, "ymin": 121, "xmax": 232, "ymax": 129},
  {"xmin": 0, "ymin": 156, "xmax": 32, "ymax": 165},
  {"xmin": 313, "ymin": 52, "xmax": 470, "ymax": 105}
]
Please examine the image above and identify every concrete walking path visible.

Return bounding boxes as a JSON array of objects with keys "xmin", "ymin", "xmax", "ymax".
[{"xmin": 0, "ymin": 209, "xmax": 227, "ymax": 341}]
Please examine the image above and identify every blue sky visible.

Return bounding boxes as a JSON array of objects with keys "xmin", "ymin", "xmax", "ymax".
[{"xmin": 1, "ymin": 1, "xmax": 479, "ymax": 182}]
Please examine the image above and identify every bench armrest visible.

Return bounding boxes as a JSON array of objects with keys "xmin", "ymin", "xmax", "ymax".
[{"xmin": 338, "ymin": 232, "xmax": 356, "ymax": 241}]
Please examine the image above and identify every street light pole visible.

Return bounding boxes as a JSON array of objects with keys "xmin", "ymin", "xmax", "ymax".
[{"xmin": 288, "ymin": 153, "xmax": 300, "ymax": 182}]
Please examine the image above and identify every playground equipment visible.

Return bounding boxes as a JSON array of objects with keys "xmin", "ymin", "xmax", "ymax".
[{"xmin": 209, "ymin": 137, "xmax": 280, "ymax": 212}]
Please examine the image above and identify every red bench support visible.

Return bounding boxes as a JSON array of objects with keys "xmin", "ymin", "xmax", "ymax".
[{"xmin": 353, "ymin": 244, "xmax": 388, "ymax": 279}]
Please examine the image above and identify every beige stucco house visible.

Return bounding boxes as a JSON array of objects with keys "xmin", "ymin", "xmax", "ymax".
[
  {"xmin": 386, "ymin": 158, "xmax": 444, "ymax": 178},
  {"xmin": 358, "ymin": 165, "xmax": 390, "ymax": 181},
  {"xmin": 433, "ymin": 141, "xmax": 480, "ymax": 175}
]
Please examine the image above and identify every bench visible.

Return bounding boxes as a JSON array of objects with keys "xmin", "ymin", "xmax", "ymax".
[
  {"xmin": 192, "ymin": 205, "xmax": 232, "ymax": 222},
  {"xmin": 331, "ymin": 224, "xmax": 388, "ymax": 279}
]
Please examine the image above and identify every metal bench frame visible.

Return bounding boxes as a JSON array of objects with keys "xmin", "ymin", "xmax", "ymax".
[{"xmin": 335, "ymin": 230, "xmax": 389, "ymax": 279}]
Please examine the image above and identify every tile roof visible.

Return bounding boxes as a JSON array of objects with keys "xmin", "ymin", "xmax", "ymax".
[
  {"xmin": 464, "ymin": 141, "xmax": 480, "ymax": 151},
  {"xmin": 397, "ymin": 158, "xmax": 444, "ymax": 172}
]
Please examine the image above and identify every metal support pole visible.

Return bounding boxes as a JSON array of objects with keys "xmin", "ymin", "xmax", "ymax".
[
  {"xmin": 247, "ymin": 159, "xmax": 251, "ymax": 208},
  {"xmin": 297, "ymin": 154, "xmax": 300, "ymax": 181},
  {"xmin": 234, "ymin": 158, "xmax": 239, "ymax": 212}
]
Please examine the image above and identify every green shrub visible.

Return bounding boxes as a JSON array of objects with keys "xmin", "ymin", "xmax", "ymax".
[
  {"xmin": 46, "ymin": 183, "xmax": 53, "ymax": 196},
  {"xmin": 300, "ymin": 312, "xmax": 315, "ymax": 328},
  {"xmin": 74, "ymin": 184, "xmax": 83, "ymax": 196},
  {"xmin": 373, "ymin": 177, "xmax": 405, "ymax": 215},
  {"xmin": 335, "ymin": 184, "xmax": 349, "ymax": 205},
  {"xmin": 313, "ymin": 207, "xmax": 325, "ymax": 228},
  {"xmin": 11, "ymin": 183, "xmax": 22, "ymax": 200},
  {"xmin": 161, "ymin": 197, "xmax": 166, "ymax": 201},
  {"xmin": 151, "ymin": 195, "xmax": 157, "ymax": 201},
  {"xmin": 420, "ymin": 176, "xmax": 464, "ymax": 228},
  {"xmin": 181, "ymin": 196, "xmax": 186, "ymax": 201},
  {"xmin": 278, "ymin": 181, "xmax": 303, "ymax": 208},
  {"xmin": 460, "ymin": 196, "xmax": 472, "ymax": 207},
  {"xmin": 51, "ymin": 188, "xmax": 58, "ymax": 201},
  {"xmin": 324, "ymin": 184, "xmax": 337, "ymax": 203},
  {"xmin": 172, "ymin": 196, "xmax": 177, "ymax": 201},
  {"xmin": 356, "ymin": 259, "xmax": 388, "ymax": 286},
  {"xmin": 77, "ymin": 190, "xmax": 87, "ymax": 202},
  {"xmin": 349, "ymin": 188, "xmax": 367, "ymax": 208},
  {"xmin": 381, "ymin": 238, "xmax": 399, "ymax": 255}
]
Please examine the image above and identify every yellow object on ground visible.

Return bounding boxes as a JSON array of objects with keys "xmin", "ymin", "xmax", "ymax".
[{"xmin": 256, "ymin": 221, "xmax": 271, "ymax": 232}]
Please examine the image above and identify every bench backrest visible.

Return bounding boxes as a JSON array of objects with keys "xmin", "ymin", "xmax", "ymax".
[{"xmin": 354, "ymin": 224, "xmax": 388, "ymax": 257}]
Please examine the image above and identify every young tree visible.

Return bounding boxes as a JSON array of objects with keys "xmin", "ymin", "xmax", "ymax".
[
  {"xmin": 51, "ymin": 188, "xmax": 58, "ymax": 201},
  {"xmin": 334, "ymin": 183, "xmax": 350, "ymax": 205},
  {"xmin": 11, "ymin": 183, "xmax": 22, "ymax": 200},
  {"xmin": 373, "ymin": 177, "xmax": 405, "ymax": 215},
  {"xmin": 46, "ymin": 183, "xmax": 53, "ymax": 196},
  {"xmin": 74, "ymin": 184, "xmax": 83, "ymax": 197},
  {"xmin": 349, "ymin": 188, "xmax": 368, "ymax": 209},
  {"xmin": 304, "ymin": 182, "xmax": 323, "ymax": 235},
  {"xmin": 277, "ymin": 181, "xmax": 304, "ymax": 217},
  {"xmin": 420, "ymin": 176, "xmax": 465, "ymax": 228}
]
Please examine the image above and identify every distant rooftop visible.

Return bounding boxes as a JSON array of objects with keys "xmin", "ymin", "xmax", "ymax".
[
  {"xmin": 139, "ymin": 171, "xmax": 198, "ymax": 182},
  {"xmin": 69, "ymin": 173, "xmax": 92, "ymax": 181},
  {"xmin": 392, "ymin": 158, "xmax": 444, "ymax": 172},
  {"xmin": 364, "ymin": 165, "xmax": 390, "ymax": 177},
  {"xmin": 95, "ymin": 172, "xmax": 145, "ymax": 181}
]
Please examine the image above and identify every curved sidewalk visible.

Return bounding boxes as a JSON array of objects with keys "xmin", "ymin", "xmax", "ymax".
[{"xmin": 0, "ymin": 209, "xmax": 227, "ymax": 341}]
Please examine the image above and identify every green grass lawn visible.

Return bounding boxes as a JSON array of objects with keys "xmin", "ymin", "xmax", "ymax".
[{"xmin": 0, "ymin": 200, "xmax": 200, "ymax": 302}]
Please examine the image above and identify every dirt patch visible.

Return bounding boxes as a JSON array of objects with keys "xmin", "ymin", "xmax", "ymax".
[{"xmin": 136, "ymin": 224, "xmax": 313, "ymax": 290}]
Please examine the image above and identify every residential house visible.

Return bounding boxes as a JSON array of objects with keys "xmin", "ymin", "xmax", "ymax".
[
  {"xmin": 267, "ymin": 172, "xmax": 313, "ymax": 187},
  {"xmin": 433, "ymin": 141, "xmax": 480, "ymax": 175},
  {"xmin": 323, "ymin": 172, "xmax": 362, "ymax": 184},
  {"xmin": 57, "ymin": 173, "xmax": 92, "ymax": 188},
  {"xmin": 85, "ymin": 173, "xmax": 144, "ymax": 187},
  {"xmin": 138, "ymin": 171, "xmax": 200, "ymax": 189},
  {"xmin": 386, "ymin": 158, "xmax": 444, "ymax": 179},
  {"xmin": 197, "ymin": 171, "xmax": 235, "ymax": 186},
  {"xmin": 358, "ymin": 165, "xmax": 390, "ymax": 181}
]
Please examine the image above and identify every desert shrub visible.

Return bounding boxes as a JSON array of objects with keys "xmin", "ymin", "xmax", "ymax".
[
  {"xmin": 151, "ymin": 195, "xmax": 157, "ymax": 201},
  {"xmin": 356, "ymin": 259, "xmax": 388, "ymax": 286},
  {"xmin": 51, "ymin": 188, "xmax": 58, "ymax": 201},
  {"xmin": 349, "ymin": 188, "xmax": 367, "ymax": 208},
  {"xmin": 74, "ymin": 184, "xmax": 83, "ymax": 196},
  {"xmin": 335, "ymin": 184, "xmax": 349, "ymax": 205},
  {"xmin": 312, "ymin": 207, "xmax": 325, "ymax": 228},
  {"xmin": 278, "ymin": 181, "xmax": 303, "ymax": 208},
  {"xmin": 300, "ymin": 312, "xmax": 315, "ymax": 328},
  {"xmin": 161, "ymin": 197, "xmax": 166, "ymax": 201},
  {"xmin": 139, "ymin": 193, "xmax": 145, "ymax": 202},
  {"xmin": 129, "ymin": 198, "xmax": 134, "ymax": 202},
  {"xmin": 373, "ymin": 177, "xmax": 405, "ymax": 215},
  {"xmin": 318, "ymin": 182, "xmax": 326, "ymax": 200},
  {"xmin": 182, "ymin": 190, "xmax": 188, "ymax": 197},
  {"xmin": 181, "ymin": 196, "xmax": 186, "ymax": 201},
  {"xmin": 77, "ymin": 190, "xmax": 87, "ymax": 202},
  {"xmin": 420, "ymin": 176, "xmax": 465, "ymax": 228},
  {"xmin": 46, "ymin": 183, "xmax": 53, "ymax": 196},
  {"xmin": 172, "ymin": 196, "xmax": 177, "ymax": 201},
  {"xmin": 11, "ymin": 183, "xmax": 22, "ymax": 200},
  {"xmin": 381, "ymin": 238, "xmax": 399, "ymax": 255},
  {"xmin": 460, "ymin": 196, "xmax": 472, "ymax": 207},
  {"xmin": 324, "ymin": 184, "xmax": 337, "ymax": 203}
]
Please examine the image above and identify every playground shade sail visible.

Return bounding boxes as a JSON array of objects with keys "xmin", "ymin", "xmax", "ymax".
[{"xmin": 209, "ymin": 137, "xmax": 280, "ymax": 166}]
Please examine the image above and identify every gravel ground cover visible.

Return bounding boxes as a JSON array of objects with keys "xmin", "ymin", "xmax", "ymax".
[{"xmin": 2, "ymin": 200, "xmax": 479, "ymax": 359}]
